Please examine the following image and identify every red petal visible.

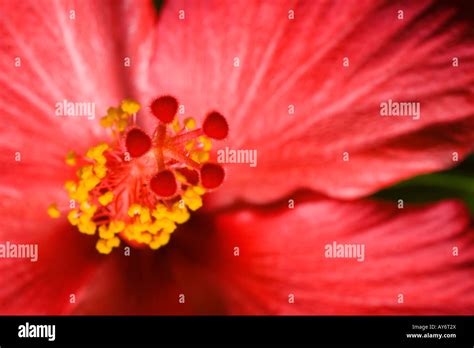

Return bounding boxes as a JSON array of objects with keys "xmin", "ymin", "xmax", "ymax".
[
  {"xmin": 0, "ymin": 0, "xmax": 157, "ymax": 314},
  {"xmin": 135, "ymin": 0, "xmax": 474, "ymax": 207},
  {"xmin": 210, "ymin": 197, "xmax": 474, "ymax": 314},
  {"xmin": 0, "ymin": 184, "xmax": 102, "ymax": 314},
  {"xmin": 70, "ymin": 217, "xmax": 228, "ymax": 314}
]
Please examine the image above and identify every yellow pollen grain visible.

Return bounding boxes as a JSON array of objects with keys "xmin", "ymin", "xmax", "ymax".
[
  {"xmin": 139, "ymin": 207, "xmax": 151, "ymax": 224},
  {"xmin": 172, "ymin": 118, "xmax": 181, "ymax": 133},
  {"xmin": 86, "ymin": 144, "xmax": 108, "ymax": 162},
  {"xmin": 199, "ymin": 136, "xmax": 212, "ymax": 151},
  {"xmin": 83, "ymin": 175, "xmax": 101, "ymax": 191},
  {"xmin": 64, "ymin": 180, "xmax": 77, "ymax": 193},
  {"xmin": 67, "ymin": 209, "xmax": 80, "ymax": 226},
  {"xmin": 98, "ymin": 191, "xmax": 114, "ymax": 206},
  {"xmin": 128, "ymin": 204, "xmax": 142, "ymax": 217},
  {"xmin": 184, "ymin": 117, "xmax": 196, "ymax": 129},
  {"xmin": 70, "ymin": 183, "xmax": 89, "ymax": 203},
  {"xmin": 106, "ymin": 236, "xmax": 121, "ymax": 248},
  {"xmin": 65, "ymin": 151, "xmax": 77, "ymax": 166},
  {"xmin": 80, "ymin": 201, "xmax": 98, "ymax": 215},
  {"xmin": 94, "ymin": 164, "xmax": 107, "ymax": 179},
  {"xmin": 79, "ymin": 165, "xmax": 94, "ymax": 179},
  {"xmin": 96, "ymin": 239, "xmax": 112, "ymax": 254},
  {"xmin": 117, "ymin": 119, "xmax": 128, "ymax": 132},
  {"xmin": 100, "ymin": 116, "xmax": 114, "ymax": 128},
  {"xmin": 120, "ymin": 99, "xmax": 141, "ymax": 114},
  {"xmin": 158, "ymin": 232, "xmax": 171, "ymax": 246},
  {"xmin": 185, "ymin": 140, "xmax": 195, "ymax": 152},
  {"xmin": 109, "ymin": 220, "xmax": 125, "ymax": 233},
  {"xmin": 78, "ymin": 219, "xmax": 96, "ymax": 235},
  {"xmin": 182, "ymin": 188, "xmax": 203, "ymax": 211},
  {"xmin": 47, "ymin": 204, "xmax": 61, "ymax": 218},
  {"xmin": 99, "ymin": 225, "xmax": 114, "ymax": 239}
]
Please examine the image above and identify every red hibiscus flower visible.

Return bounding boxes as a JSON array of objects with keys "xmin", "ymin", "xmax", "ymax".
[{"xmin": 0, "ymin": 0, "xmax": 473, "ymax": 315}]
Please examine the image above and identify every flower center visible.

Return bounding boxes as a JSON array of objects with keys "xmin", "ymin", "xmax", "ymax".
[{"xmin": 48, "ymin": 96, "xmax": 228, "ymax": 254}]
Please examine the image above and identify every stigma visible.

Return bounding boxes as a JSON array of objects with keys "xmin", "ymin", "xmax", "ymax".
[{"xmin": 48, "ymin": 96, "xmax": 228, "ymax": 254}]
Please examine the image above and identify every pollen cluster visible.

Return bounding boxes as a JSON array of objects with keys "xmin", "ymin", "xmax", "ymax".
[{"xmin": 48, "ymin": 96, "xmax": 228, "ymax": 254}]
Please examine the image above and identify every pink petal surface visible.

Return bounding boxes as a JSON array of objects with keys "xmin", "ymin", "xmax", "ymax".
[
  {"xmin": 134, "ymin": 0, "xmax": 474, "ymax": 206},
  {"xmin": 0, "ymin": 0, "xmax": 155, "ymax": 182},
  {"xmin": 0, "ymin": 0, "xmax": 155, "ymax": 313},
  {"xmin": 211, "ymin": 196, "xmax": 474, "ymax": 314},
  {"xmin": 66, "ymin": 197, "xmax": 474, "ymax": 314}
]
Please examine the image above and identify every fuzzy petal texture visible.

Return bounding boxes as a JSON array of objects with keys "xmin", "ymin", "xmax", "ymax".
[
  {"xmin": 211, "ymin": 197, "xmax": 474, "ymax": 314},
  {"xmin": 0, "ymin": 0, "xmax": 155, "ymax": 313},
  {"xmin": 66, "ymin": 197, "xmax": 474, "ymax": 314},
  {"xmin": 134, "ymin": 0, "xmax": 474, "ymax": 206}
]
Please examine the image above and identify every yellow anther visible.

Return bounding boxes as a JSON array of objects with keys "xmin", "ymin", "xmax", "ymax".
[
  {"xmin": 99, "ymin": 225, "xmax": 114, "ymax": 239},
  {"xmin": 96, "ymin": 155, "xmax": 107, "ymax": 166},
  {"xmin": 131, "ymin": 222, "xmax": 149, "ymax": 234},
  {"xmin": 140, "ymin": 207, "xmax": 151, "ymax": 224},
  {"xmin": 175, "ymin": 172, "xmax": 187, "ymax": 183},
  {"xmin": 79, "ymin": 212, "xmax": 91, "ymax": 224},
  {"xmin": 100, "ymin": 116, "xmax": 114, "ymax": 128},
  {"xmin": 183, "ymin": 188, "xmax": 203, "ymax": 211},
  {"xmin": 149, "ymin": 233, "xmax": 171, "ymax": 250},
  {"xmin": 128, "ymin": 204, "xmax": 142, "ymax": 217},
  {"xmin": 70, "ymin": 183, "xmax": 89, "ymax": 203},
  {"xmin": 47, "ymin": 204, "xmax": 61, "ymax": 218},
  {"xmin": 121, "ymin": 99, "xmax": 141, "ymax": 114},
  {"xmin": 78, "ymin": 220, "xmax": 96, "ymax": 235},
  {"xmin": 149, "ymin": 218, "xmax": 176, "ymax": 234},
  {"xmin": 80, "ymin": 201, "xmax": 98, "ymax": 215},
  {"xmin": 106, "ymin": 237, "xmax": 120, "ymax": 248},
  {"xmin": 109, "ymin": 220, "xmax": 125, "ymax": 233},
  {"xmin": 169, "ymin": 202, "xmax": 190, "ymax": 224},
  {"xmin": 96, "ymin": 239, "xmax": 112, "ymax": 254},
  {"xmin": 191, "ymin": 151, "xmax": 209, "ymax": 163},
  {"xmin": 199, "ymin": 136, "xmax": 212, "ymax": 151},
  {"xmin": 107, "ymin": 107, "xmax": 121, "ymax": 119},
  {"xmin": 138, "ymin": 232, "xmax": 152, "ymax": 244},
  {"xmin": 65, "ymin": 151, "xmax": 77, "ymax": 166},
  {"xmin": 86, "ymin": 144, "xmax": 108, "ymax": 163},
  {"xmin": 149, "ymin": 240, "xmax": 161, "ymax": 250},
  {"xmin": 94, "ymin": 164, "xmax": 107, "ymax": 179},
  {"xmin": 158, "ymin": 232, "xmax": 171, "ymax": 246},
  {"xmin": 184, "ymin": 117, "xmax": 196, "ymax": 129},
  {"xmin": 79, "ymin": 165, "xmax": 94, "ymax": 179},
  {"xmin": 98, "ymin": 191, "xmax": 114, "ymax": 206},
  {"xmin": 124, "ymin": 226, "xmax": 138, "ymax": 241},
  {"xmin": 82, "ymin": 175, "xmax": 100, "ymax": 191},
  {"xmin": 172, "ymin": 118, "xmax": 181, "ymax": 133},
  {"xmin": 192, "ymin": 185, "xmax": 206, "ymax": 195},
  {"xmin": 64, "ymin": 180, "xmax": 77, "ymax": 193},
  {"xmin": 185, "ymin": 140, "xmax": 195, "ymax": 151},
  {"xmin": 117, "ymin": 119, "xmax": 128, "ymax": 132},
  {"xmin": 148, "ymin": 221, "xmax": 160, "ymax": 234},
  {"xmin": 67, "ymin": 209, "xmax": 80, "ymax": 226},
  {"xmin": 152, "ymin": 203, "xmax": 168, "ymax": 220}
]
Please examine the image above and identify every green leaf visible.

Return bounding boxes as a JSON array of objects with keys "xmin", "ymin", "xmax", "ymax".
[{"xmin": 372, "ymin": 155, "xmax": 474, "ymax": 216}]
